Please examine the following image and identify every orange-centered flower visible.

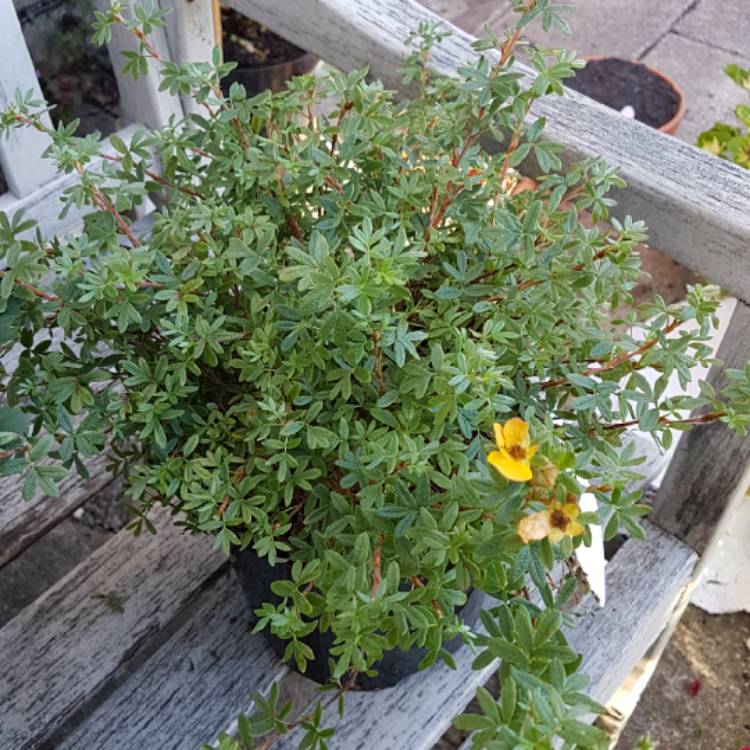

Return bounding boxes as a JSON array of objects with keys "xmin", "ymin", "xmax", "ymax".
[
  {"xmin": 547, "ymin": 502, "xmax": 584, "ymax": 543},
  {"xmin": 487, "ymin": 418, "xmax": 539, "ymax": 482},
  {"xmin": 517, "ymin": 501, "xmax": 585, "ymax": 545}
]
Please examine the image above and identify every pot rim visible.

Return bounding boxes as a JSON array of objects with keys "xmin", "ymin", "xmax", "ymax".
[
  {"xmin": 228, "ymin": 50, "xmax": 318, "ymax": 75},
  {"xmin": 578, "ymin": 55, "xmax": 686, "ymax": 135}
]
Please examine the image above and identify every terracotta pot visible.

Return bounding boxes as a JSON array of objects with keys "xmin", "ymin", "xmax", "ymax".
[
  {"xmin": 577, "ymin": 56, "xmax": 686, "ymax": 136},
  {"xmin": 511, "ymin": 176, "xmax": 538, "ymax": 195}
]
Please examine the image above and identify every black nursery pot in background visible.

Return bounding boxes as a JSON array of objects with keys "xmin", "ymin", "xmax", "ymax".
[
  {"xmin": 232, "ymin": 548, "xmax": 485, "ymax": 690},
  {"xmin": 220, "ymin": 7, "xmax": 318, "ymax": 97}
]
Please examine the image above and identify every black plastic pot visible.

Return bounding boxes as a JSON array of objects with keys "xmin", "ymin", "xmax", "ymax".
[
  {"xmin": 221, "ymin": 52, "xmax": 318, "ymax": 98},
  {"xmin": 232, "ymin": 548, "xmax": 485, "ymax": 689}
]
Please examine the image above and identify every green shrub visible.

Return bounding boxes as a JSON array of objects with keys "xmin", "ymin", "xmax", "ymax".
[{"xmin": 2, "ymin": 1, "xmax": 749, "ymax": 747}]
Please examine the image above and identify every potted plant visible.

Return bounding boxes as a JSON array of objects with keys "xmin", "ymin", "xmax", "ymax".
[
  {"xmin": 566, "ymin": 57, "xmax": 686, "ymax": 135},
  {"xmin": 697, "ymin": 63, "xmax": 750, "ymax": 168},
  {"xmin": 220, "ymin": 6, "xmax": 318, "ymax": 97},
  {"xmin": 2, "ymin": 1, "xmax": 749, "ymax": 747}
]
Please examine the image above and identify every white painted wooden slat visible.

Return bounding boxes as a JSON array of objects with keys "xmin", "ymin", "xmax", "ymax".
[
  {"xmin": 270, "ymin": 521, "xmax": 696, "ymax": 750},
  {"xmin": 164, "ymin": 0, "xmax": 218, "ymax": 117},
  {"xmin": 0, "ymin": 123, "xmax": 140, "ymax": 237},
  {"xmin": 98, "ymin": 0, "xmax": 184, "ymax": 129},
  {"xmin": 56, "ymin": 568, "xmax": 286, "ymax": 750},
  {"xmin": 0, "ymin": 0, "xmax": 57, "ymax": 197},
  {"xmin": 228, "ymin": 0, "xmax": 750, "ymax": 303},
  {"xmin": 0, "ymin": 506, "xmax": 224, "ymax": 750},
  {"xmin": 0, "ymin": 453, "xmax": 117, "ymax": 569}
]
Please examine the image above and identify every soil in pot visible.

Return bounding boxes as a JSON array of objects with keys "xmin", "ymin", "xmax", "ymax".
[
  {"xmin": 220, "ymin": 8, "xmax": 317, "ymax": 96},
  {"xmin": 232, "ymin": 547, "xmax": 485, "ymax": 690},
  {"xmin": 21, "ymin": 3, "xmax": 121, "ymax": 136},
  {"xmin": 566, "ymin": 57, "xmax": 682, "ymax": 131}
]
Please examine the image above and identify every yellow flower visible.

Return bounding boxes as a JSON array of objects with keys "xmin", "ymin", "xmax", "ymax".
[
  {"xmin": 517, "ymin": 510, "xmax": 551, "ymax": 544},
  {"xmin": 517, "ymin": 501, "xmax": 585, "ymax": 545},
  {"xmin": 547, "ymin": 502, "xmax": 584, "ymax": 543},
  {"xmin": 487, "ymin": 418, "xmax": 539, "ymax": 482}
]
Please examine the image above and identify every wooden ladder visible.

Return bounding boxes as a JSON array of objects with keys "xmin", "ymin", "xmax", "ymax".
[{"xmin": 2, "ymin": 0, "xmax": 750, "ymax": 748}]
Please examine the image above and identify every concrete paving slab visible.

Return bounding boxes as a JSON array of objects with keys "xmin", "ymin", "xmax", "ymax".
[
  {"xmin": 675, "ymin": 0, "xmax": 750, "ymax": 57},
  {"xmin": 419, "ymin": 0, "xmax": 511, "ymax": 35},
  {"xmin": 501, "ymin": 0, "xmax": 695, "ymax": 59},
  {"xmin": 642, "ymin": 31, "xmax": 750, "ymax": 144}
]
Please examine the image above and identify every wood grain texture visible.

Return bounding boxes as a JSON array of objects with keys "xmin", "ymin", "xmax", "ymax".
[
  {"xmin": 0, "ymin": 506, "xmax": 224, "ymax": 750},
  {"xmin": 0, "ymin": 452, "xmax": 117, "ymax": 569},
  {"xmin": 0, "ymin": 124, "xmax": 140, "ymax": 237},
  {"xmin": 649, "ymin": 301, "xmax": 750, "ymax": 554},
  {"xmin": 566, "ymin": 520, "xmax": 697, "ymax": 706},
  {"xmin": 229, "ymin": 0, "xmax": 750, "ymax": 302},
  {"xmin": 164, "ymin": 0, "xmax": 218, "ymax": 117},
  {"xmin": 272, "ymin": 521, "xmax": 696, "ymax": 750},
  {"xmin": 56, "ymin": 568, "xmax": 287, "ymax": 750},
  {"xmin": 0, "ymin": 0, "xmax": 58, "ymax": 197}
]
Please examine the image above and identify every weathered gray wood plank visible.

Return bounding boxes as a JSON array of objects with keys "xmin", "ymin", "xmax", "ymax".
[
  {"xmin": 229, "ymin": 0, "xmax": 750, "ymax": 302},
  {"xmin": 0, "ymin": 0, "xmax": 58, "ymax": 197},
  {"xmin": 0, "ymin": 452, "xmax": 117, "ymax": 569},
  {"xmin": 272, "ymin": 521, "xmax": 696, "ymax": 750},
  {"xmin": 566, "ymin": 521, "xmax": 697, "ymax": 706},
  {"xmin": 649, "ymin": 300, "xmax": 750, "ymax": 554},
  {"xmin": 56, "ymin": 568, "xmax": 287, "ymax": 750},
  {"xmin": 0, "ymin": 506, "xmax": 224, "ymax": 750}
]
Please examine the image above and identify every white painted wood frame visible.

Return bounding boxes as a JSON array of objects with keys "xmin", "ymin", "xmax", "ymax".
[{"xmin": 0, "ymin": 0, "xmax": 58, "ymax": 197}]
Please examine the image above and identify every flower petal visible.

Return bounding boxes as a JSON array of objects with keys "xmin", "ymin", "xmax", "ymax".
[
  {"xmin": 492, "ymin": 422, "xmax": 505, "ymax": 450},
  {"xmin": 548, "ymin": 527, "xmax": 565, "ymax": 543},
  {"xmin": 502, "ymin": 417, "xmax": 529, "ymax": 448},
  {"xmin": 526, "ymin": 443, "xmax": 540, "ymax": 459},
  {"xmin": 568, "ymin": 521, "xmax": 585, "ymax": 537},
  {"xmin": 517, "ymin": 511, "xmax": 551, "ymax": 544},
  {"xmin": 488, "ymin": 450, "xmax": 532, "ymax": 482},
  {"xmin": 562, "ymin": 502, "xmax": 581, "ymax": 520}
]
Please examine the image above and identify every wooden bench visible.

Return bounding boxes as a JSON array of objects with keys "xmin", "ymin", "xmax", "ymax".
[{"xmin": 2, "ymin": 0, "xmax": 750, "ymax": 748}]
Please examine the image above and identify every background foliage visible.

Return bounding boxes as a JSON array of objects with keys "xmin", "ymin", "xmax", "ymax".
[{"xmin": 697, "ymin": 63, "xmax": 750, "ymax": 168}]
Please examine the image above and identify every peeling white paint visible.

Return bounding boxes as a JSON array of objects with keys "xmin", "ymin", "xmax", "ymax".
[{"xmin": 692, "ymin": 498, "xmax": 750, "ymax": 614}]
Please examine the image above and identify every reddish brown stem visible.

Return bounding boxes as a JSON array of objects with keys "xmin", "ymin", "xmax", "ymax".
[
  {"xmin": 329, "ymin": 100, "xmax": 353, "ymax": 156},
  {"xmin": 601, "ymin": 410, "xmax": 727, "ymax": 432},
  {"xmin": 286, "ymin": 214, "xmax": 303, "ymax": 241},
  {"xmin": 373, "ymin": 332, "xmax": 385, "ymax": 394},
  {"xmin": 541, "ymin": 319, "xmax": 681, "ymax": 390},
  {"xmin": 0, "ymin": 272, "xmax": 59, "ymax": 302},
  {"xmin": 100, "ymin": 154, "xmax": 203, "ymax": 197},
  {"xmin": 370, "ymin": 534, "xmax": 384, "ymax": 598}
]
